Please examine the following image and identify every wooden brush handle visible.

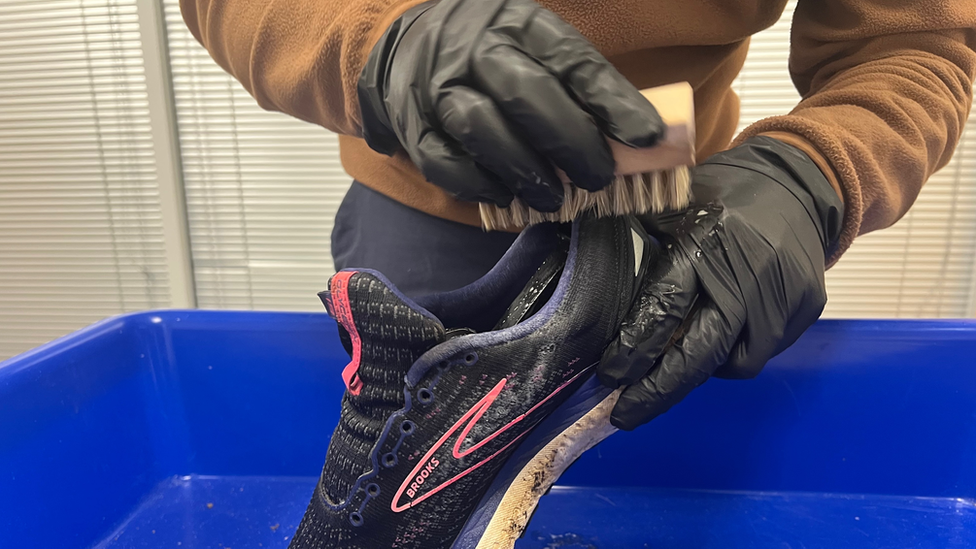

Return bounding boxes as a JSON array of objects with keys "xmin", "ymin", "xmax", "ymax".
[{"xmin": 556, "ymin": 81, "xmax": 696, "ymax": 182}]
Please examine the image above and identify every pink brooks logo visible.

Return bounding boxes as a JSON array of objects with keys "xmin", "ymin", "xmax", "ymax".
[{"xmin": 391, "ymin": 364, "xmax": 592, "ymax": 513}]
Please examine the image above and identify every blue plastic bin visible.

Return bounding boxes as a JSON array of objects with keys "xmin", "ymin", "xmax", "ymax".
[{"xmin": 2, "ymin": 311, "xmax": 975, "ymax": 548}]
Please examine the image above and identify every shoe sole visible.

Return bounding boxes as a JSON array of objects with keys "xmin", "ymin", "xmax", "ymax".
[{"xmin": 473, "ymin": 388, "xmax": 623, "ymax": 549}]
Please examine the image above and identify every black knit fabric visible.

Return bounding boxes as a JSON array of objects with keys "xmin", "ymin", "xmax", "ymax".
[{"xmin": 291, "ymin": 272, "xmax": 445, "ymax": 548}]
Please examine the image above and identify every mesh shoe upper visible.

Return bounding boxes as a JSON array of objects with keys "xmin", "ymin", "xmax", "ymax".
[{"xmin": 290, "ymin": 216, "xmax": 647, "ymax": 549}]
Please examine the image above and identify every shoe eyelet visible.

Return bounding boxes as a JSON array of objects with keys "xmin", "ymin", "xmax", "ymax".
[
  {"xmin": 464, "ymin": 352, "xmax": 478, "ymax": 364},
  {"xmin": 382, "ymin": 453, "xmax": 398, "ymax": 468},
  {"xmin": 400, "ymin": 420, "xmax": 415, "ymax": 435},
  {"xmin": 349, "ymin": 511, "xmax": 364, "ymax": 527},
  {"xmin": 437, "ymin": 360, "xmax": 450, "ymax": 372},
  {"xmin": 366, "ymin": 483, "xmax": 381, "ymax": 497},
  {"xmin": 417, "ymin": 388, "xmax": 434, "ymax": 405}
]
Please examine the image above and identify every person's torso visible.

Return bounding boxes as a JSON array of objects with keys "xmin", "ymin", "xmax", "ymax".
[{"xmin": 542, "ymin": 0, "xmax": 788, "ymax": 55}]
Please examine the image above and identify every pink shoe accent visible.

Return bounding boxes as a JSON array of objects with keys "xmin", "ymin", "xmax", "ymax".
[
  {"xmin": 453, "ymin": 364, "xmax": 591, "ymax": 459},
  {"xmin": 391, "ymin": 362, "xmax": 595, "ymax": 512},
  {"xmin": 330, "ymin": 271, "xmax": 363, "ymax": 396}
]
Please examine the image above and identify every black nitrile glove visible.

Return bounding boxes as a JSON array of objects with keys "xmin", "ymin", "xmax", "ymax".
[
  {"xmin": 599, "ymin": 136, "xmax": 844, "ymax": 430},
  {"xmin": 358, "ymin": 0, "xmax": 664, "ymax": 212}
]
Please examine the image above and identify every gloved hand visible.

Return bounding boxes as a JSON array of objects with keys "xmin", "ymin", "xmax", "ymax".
[
  {"xmin": 358, "ymin": 0, "xmax": 664, "ymax": 212},
  {"xmin": 599, "ymin": 136, "xmax": 844, "ymax": 430}
]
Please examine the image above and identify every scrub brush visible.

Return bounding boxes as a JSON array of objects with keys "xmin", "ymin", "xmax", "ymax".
[{"xmin": 479, "ymin": 82, "xmax": 696, "ymax": 231}]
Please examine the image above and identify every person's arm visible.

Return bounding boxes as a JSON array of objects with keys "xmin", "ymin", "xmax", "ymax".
[
  {"xmin": 599, "ymin": 0, "xmax": 976, "ymax": 430},
  {"xmin": 179, "ymin": 0, "xmax": 429, "ymax": 136},
  {"xmin": 737, "ymin": 0, "xmax": 976, "ymax": 263}
]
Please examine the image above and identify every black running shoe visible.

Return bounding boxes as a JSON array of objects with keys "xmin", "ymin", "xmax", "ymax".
[{"xmin": 289, "ymin": 216, "xmax": 651, "ymax": 549}]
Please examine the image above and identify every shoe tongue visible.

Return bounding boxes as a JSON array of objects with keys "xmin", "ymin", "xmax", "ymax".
[
  {"xmin": 316, "ymin": 271, "xmax": 446, "ymax": 506},
  {"xmin": 320, "ymin": 271, "xmax": 445, "ymax": 395}
]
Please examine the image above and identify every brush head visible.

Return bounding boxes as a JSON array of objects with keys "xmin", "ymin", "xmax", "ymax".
[
  {"xmin": 479, "ymin": 82, "xmax": 696, "ymax": 231},
  {"xmin": 479, "ymin": 167, "xmax": 692, "ymax": 230}
]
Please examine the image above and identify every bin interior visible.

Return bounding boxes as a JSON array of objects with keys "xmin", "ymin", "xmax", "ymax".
[{"xmin": 1, "ymin": 311, "xmax": 975, "ymax": 548}]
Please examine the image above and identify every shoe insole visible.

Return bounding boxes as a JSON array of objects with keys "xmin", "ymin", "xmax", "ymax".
[{"xmin": 492, "ymin": 233, "xmax": 570, "ymax": 331}]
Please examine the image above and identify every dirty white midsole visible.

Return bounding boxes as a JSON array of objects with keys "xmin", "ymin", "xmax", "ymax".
[{"xmin": 474, "ymin": 388, "xmax": 623, "ymax": 549}]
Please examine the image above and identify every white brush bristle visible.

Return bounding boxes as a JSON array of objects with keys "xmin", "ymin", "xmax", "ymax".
[{"xmin": 479, "ymin": 166, "xmax": 692, "ymax": 231}]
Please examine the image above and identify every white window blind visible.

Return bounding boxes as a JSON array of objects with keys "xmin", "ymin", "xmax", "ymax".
[
  {"xmin": 735, "ymin": 1, "xmax": 976, "ymax": 318},
  {"xmin": 162, "ymin": 0, "xmax": 351, "ymax": 312},
  {"xmin": 0, "ymin": 0, "xmax": 172, "ymax": 360}
]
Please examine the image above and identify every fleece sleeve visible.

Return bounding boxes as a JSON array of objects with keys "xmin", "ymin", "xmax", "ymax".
[
  {"xmin": 180, "ymin": 0, "xmax": 430, "ymax": 136},
  {"xmin": 735, "ymin": 0, "xmax": 976, "ymax": 262}
]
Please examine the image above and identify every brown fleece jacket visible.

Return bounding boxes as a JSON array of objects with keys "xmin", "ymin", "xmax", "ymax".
[{"xmin": 180, "ymin": 0, "xmax": 976, "ymax": 261}]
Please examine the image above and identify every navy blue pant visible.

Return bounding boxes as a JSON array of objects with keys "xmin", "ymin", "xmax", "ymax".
[{"xmin": 332, "ymin": 181, "xmax": 519, "ymax": 298}]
